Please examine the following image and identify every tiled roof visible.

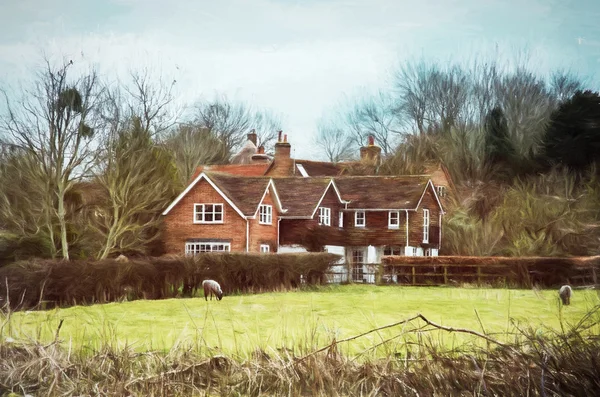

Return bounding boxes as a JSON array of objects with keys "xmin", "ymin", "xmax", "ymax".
[
  {"xmin": 333, "ymin": 176, "xmax": 430, "ymax": 209},
  {"xmin": 294, "ymin": 160, "xmax": 347, "ymax": 177},
  {"xmin": 190, "ymin": 163, "xmax": 271, "ymax": 182},
  {"xmin": 206, "ymin": 172, "xmax": 273, "ymax": 216},
  {"xmin": 272, "ymin": 177, "xmax": 333, "ymax": 217}
]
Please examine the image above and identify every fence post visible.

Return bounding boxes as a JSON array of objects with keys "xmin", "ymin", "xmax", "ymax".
[
  {"xmin": 412, "ymin": 266, "xmax": 416, "ymax": 285},
  {"xmin": 477, "ymin": 266, "xmax": 482, "ymax": 284},
  {"xmin": 444, "ymin": 266, "xmax": 448, "ymax": 285}
]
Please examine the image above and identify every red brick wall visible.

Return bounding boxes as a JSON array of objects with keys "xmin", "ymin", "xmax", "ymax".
[
  {"xmin": 162, "ymin": 178, "xmax": 247, "ymax": 254},
  {"xmin": 248, "ymin": 187, "xmax": 279, "ymax": 252}
]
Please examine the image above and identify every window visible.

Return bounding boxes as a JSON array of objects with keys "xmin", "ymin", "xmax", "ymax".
[
  {"xmin": 383, "ymin": 246, "xmax": 403, "ymax": 256},
  {"xmin": 351, "ymin": 250, "xmax": 365, "ymax": 283},
  {"xmin": 437, "ymin": 186, "xmax": 446, "ymax": 197},
  {"xmin": 259, "ymin": 204, "xmax": 272, "ymax": 224},
  {"xmin": 388, "ymin": 211, "xmax": 400, "ymax": 229},
  {"xmin": 355, "ymin": 211, "xmax": 365, "ymax": 227},
  {"xmin": 352, "ymin": 249, "xmax": 364, "ymax": 264},
  {"xmin": 194, "ymin": 204, "xmax": 223, "ymax": 223},
  {"xmin": 260, "ymin": 244, "xmax": 270, "ymax": 253},
  {"xmin": 338, "ymin": 212, "xmax": 344, "ymax": 228},
  {"xmin": 185, "ymin": 242, "xmax": 230, "ymax": 255},
  {"xmin": 318, "ymin": 207, "xmax": 331, "ymax": 226},
  {"xmin": 423, "ymin": 209, "xmax": 430, "ymax": 243}
]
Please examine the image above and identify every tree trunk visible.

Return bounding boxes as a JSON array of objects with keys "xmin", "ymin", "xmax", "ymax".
[{"xmin": 57, "ymin": 188, "xmax": 70, "ymax": 260}]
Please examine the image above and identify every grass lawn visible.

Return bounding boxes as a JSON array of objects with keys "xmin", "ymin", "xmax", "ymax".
[{"xmin": 2, "ymin": 285, "xmax": 599, "ymax": 358}]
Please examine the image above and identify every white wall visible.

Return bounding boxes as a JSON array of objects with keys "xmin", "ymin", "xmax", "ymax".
[{"xmin": 278, "ymin": 244, "xmax": 308, "ymax": 253}]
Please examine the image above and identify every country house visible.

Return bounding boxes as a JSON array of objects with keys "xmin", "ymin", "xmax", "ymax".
[{"xmin": 161, "ymin": 132, "xmax": 447, "ymax": 281}]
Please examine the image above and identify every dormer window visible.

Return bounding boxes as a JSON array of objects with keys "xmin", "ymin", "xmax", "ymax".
[
  {"xmin": 194, "ymin": 204, "xmax": 223, "ymax": 224},
  {"xmin": 318, "ymin": 207, "xmax": 331, "ymax": 226},
  {"xmin": 388, "ymin": 211, "xmax": 400, "ymax": 229},
  {"xmin": 355, "ymin": 211, "xmax": 365, "ymax": 227},
  {"xmin": 259, "ymin": 204, "xmax": 272, "ymax": 224}
]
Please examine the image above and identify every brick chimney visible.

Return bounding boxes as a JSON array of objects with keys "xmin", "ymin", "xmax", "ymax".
[
  {"xmin": 360, "ymin": 135, "xmax": 381, "ymax": 165},
  {"xmin": 269, "ymin": 131, "xmax": 293, "ymax": 176},
  {"xmin": 247, "ymin": 129, "xmax": 257, "ymax": 146},
  {"xmin": 251, "ymin": 145, "xmax": 270, "ymax": 163}
]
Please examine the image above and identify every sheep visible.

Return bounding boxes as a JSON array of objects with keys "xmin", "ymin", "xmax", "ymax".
[
  {"xmin": 202, "ymin": 280, "xmax": 223, "ymax": 301},
  {"xmin": 559, "ymin": 285, "xmax": 572, "ymax": 305}
]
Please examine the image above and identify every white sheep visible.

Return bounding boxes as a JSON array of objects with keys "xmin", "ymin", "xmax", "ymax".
[
  {"xmin": 202, "ymin": 280, "xmax": 223, "ymax": 301},
  {"xmin": 559, "ymin": 285, "xmax": 572, "ymax": 305}
]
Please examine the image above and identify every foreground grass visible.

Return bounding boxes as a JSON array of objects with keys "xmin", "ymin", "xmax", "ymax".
[{"xmin": 2, "ymin": 285, "xmax": 599, "ymax": 358}]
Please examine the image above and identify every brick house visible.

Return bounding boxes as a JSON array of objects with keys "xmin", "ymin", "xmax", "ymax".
[{"xmin": 162, "ymin": 134, "xmax": 445, "ymax": 281}]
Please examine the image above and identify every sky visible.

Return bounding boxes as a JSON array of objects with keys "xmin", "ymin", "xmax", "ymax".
[{"xmin": 1, "ymin": 0, "xmax": 599, "ymax": 160}]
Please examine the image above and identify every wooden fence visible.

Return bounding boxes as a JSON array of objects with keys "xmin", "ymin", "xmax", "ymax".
[
  {"xmin": 379, "ymin": 256, "xmax": 600, "ymax": 287},
  {"xmin": 325, "ymin": 256, "xmax": 600, "ymax": 287}
]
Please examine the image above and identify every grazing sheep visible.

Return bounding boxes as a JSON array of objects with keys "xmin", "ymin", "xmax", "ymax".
[
  {"xmin": 559, "ymin": 285, "xmax": 572, "ymax": 305},
  {"xmin": 202, "ymin": 280, "xmax": 223, "ymax": 301}
]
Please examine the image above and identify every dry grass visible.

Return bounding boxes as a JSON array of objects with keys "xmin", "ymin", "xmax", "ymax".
[{"xmin": 1, "ymin": 304, "xmax": 599, "ymax": 396}]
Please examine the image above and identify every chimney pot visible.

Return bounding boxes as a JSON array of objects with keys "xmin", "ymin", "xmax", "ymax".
[
  {"xmin": 284, "ymin": 134, "xmax": 287, "ymax": 143},
  {"xmin": 258, "ymin": 145, "xmax": 265, "ymax": 154},
  {"xmin": 368, "ymin": 135, "xmax": 375, "ymax": 146},
  {"xmin": 278, "ymin": 130, "xmax": 283, "ymax": 142}
]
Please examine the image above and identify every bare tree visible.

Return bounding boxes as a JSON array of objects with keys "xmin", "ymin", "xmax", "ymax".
[
  {"xmin": 92, "ymin": 70, "xmax": 184, "ymax": 259},
  {"xmin": 395, "ymin": 60, "xmax": 471, "ymax": 135},
  {"xmin": 343, "ymin": 90, "xmax": 405, "ymax": 155},
  {"xmin": 163, "ymin": 123, "xmax": 229, "ymax": 185},
  {"xmin": 0, "ymin": 146, "xmax": 56, "ymax": 257},
  {"xmin": 193, "ymin": 95, "xmax": 282, "ymax": 154},
  {"xmin": 315, "ymin": 119, "xmax": 355, "ymax": 163},
  {"xmin": 0, "ymin": 59, "xmax": 103, "ymax": 259},
  {"xmin": 93, "ymin": 117, "xmax": 178, "ymax": 259},
  {"xmin": 549, "ymin": 70, "xmax": 584, "ymax": 104},
  {"xmin": 124, "ymin": 69, "xmax": 179, "ymax": 136}
]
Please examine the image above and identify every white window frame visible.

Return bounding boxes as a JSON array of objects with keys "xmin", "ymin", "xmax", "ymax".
[
  {"xmin": 437, "ymin": 186, "xmax": 446, "ymax": 197},
  {"xmin": 318, "ymin": 207, "xmax": 331, "ymax": 226},
  {"xmin": 185, "ymin": 242, "xmax": 230, "ymax": 255},
  {"xmin": 388, "ymin": 211, "xmax": 400, "ymax": 229},
  {"xmin": 338, "ymin": 212, "xmax": 344, "ymax": 228},
  {"xmin": 423, "ymin": 209, "xmax": 430, "ymax": 243},
  {"xmin": 355, "ymin": 211, "xmax": 365, "ymax": 227},
  {"xmin": 259, "ymin": 204, "xmax": 273, "ymax": 225},
  {"xmin": 194, "ymin": 204, "xmax": 224, "ymax": 224},
  {"xmin": 260, "ymin": 244, "xmax": 270, "ymax": 253}
]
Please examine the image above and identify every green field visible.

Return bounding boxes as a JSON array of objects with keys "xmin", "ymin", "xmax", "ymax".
[{"xmin": 2, "ymin": 285, "xmax": 599, "ymax": 358}]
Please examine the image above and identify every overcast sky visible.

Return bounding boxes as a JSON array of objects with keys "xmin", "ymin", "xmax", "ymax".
[{"xmin": 1, "ymin": 0, "xmax": 599, "ymax": 159}]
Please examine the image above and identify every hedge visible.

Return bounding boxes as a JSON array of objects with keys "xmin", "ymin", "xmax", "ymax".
[{"xmin": 0, "ymin": 253, "xmax": 341, "ymax": 310}]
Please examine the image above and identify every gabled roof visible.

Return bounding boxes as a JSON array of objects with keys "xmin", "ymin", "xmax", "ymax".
[
  {"xmin": 273, "ymin": 177, "xmax": 334, "ymax": 217},
  {"xmin": 207, "ymin": 172, "xmax": 284, "ymax": 216},
  {"xmin": 163, "ymin": 172, "xmax": 247, "ymax": 218},
  {"xmin": 334, "ymin": 175, "xmax": 431, "ymax": 210}
]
